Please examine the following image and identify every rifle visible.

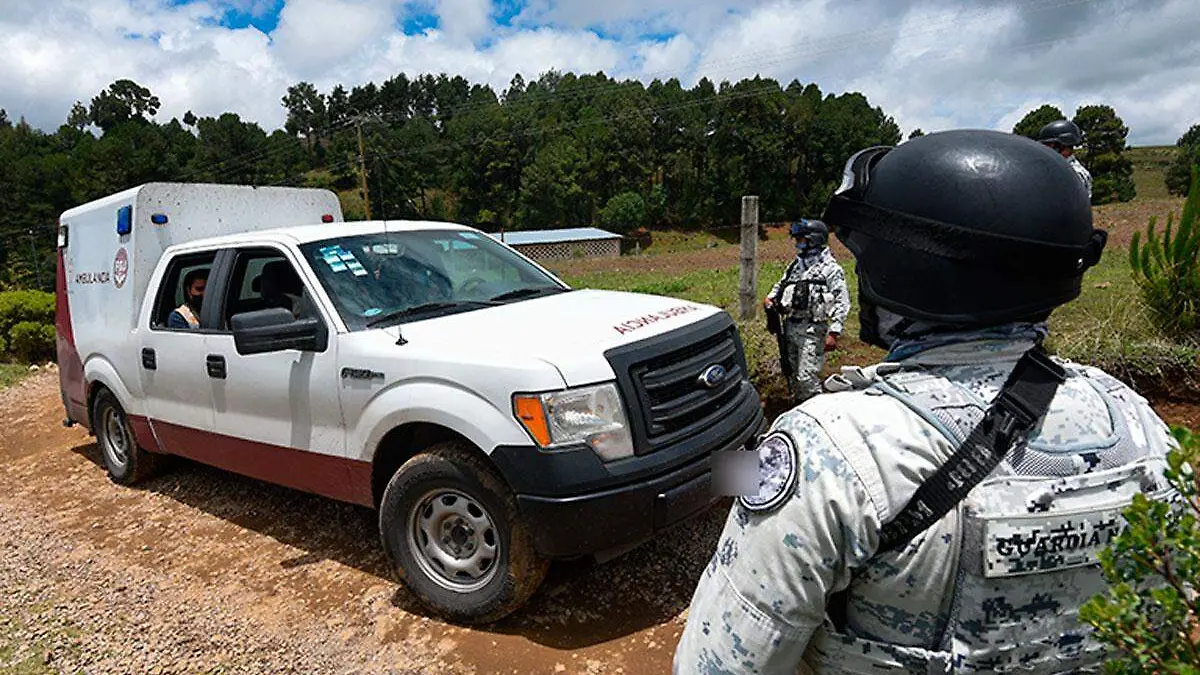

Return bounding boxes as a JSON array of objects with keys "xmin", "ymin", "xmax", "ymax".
[
  {"xmin": 765, "ymin": 304, "xmax": 793, "ymax": 379},
  {"xmin": 766, "ymin": 257, "xmax": 804, "ymax": 381}
]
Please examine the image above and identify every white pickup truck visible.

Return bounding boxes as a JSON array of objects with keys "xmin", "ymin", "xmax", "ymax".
[{"xmin": 55, "ymin": 182, "xmax": 764, "ymax": 622}]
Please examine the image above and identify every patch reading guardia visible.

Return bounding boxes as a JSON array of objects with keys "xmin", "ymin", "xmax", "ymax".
[
  {"xmin": 739, "ymin": 432, "xmax": 798, "ymax": 513},
  {"xmin": 983, "ymin": 507, "xmax": 1127, "ymax": 578}
]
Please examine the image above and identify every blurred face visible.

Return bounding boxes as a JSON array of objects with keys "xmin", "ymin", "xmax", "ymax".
[{"xmin": 187, "ymin": 277, "xmax": 207, "ymax": 306}]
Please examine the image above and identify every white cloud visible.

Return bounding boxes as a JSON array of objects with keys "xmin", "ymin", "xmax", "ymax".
[
  {"xmin": 994, "ymin": 99, "xmax": 1068, "ymax": 135},
  {"xmin": 514, "ymin": 0, "xmax": 745, "ymax": 39},
  {"xmin": 436, "ymin": 0, "xmax": 492, "ymax": 43},
  {"xmin": 332, "ymin": 25, "xmax": 622, "ymax": 95},
  {"xmin": 694, "ymin": 0, "xmax": 859, "ymax": 85},
  {"xmin": 271, "ymin": 0, "xmax": 399, "ymax": 76},
  {"xmin": 1, "ymin": 0, "xmax": 1198, "ymax": 146},
  {"xmin": 489, "ymin": 28, "xmax": 622, "ymax": 79},
  {"xmin": 634, "ymin": 34, "xmax": 697, "ymax": 79}
]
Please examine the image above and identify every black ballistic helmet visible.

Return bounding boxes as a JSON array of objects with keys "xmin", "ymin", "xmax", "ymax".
[
  {"xmin": 1037, "ymin": 119, "xmax": 1083, "ymax": 148},
  {"xmin": 789, "ymin": 219, "xmax": 829, "ymax": 247},
  {"xmin": 822, "ymin": 129, "xmax": 1106, "ymax": 327}
]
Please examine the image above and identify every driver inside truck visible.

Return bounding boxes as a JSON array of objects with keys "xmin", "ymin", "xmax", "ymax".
[
  {"xmin": 167, "ymin": 268, "xmax": 208, "ymax": 329},
  {"xmin": 258, "ymin": 260, "xmax": 305, "ymax": 319}
]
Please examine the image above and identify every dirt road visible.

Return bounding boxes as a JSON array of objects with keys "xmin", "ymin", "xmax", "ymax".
[
  {"xmin": 0, "ymin": 372, "xmax": 723, "ymax": 674},
  {"xmin": 3, "ymin": 367, "xmax": 1197, "ymax": 675}
]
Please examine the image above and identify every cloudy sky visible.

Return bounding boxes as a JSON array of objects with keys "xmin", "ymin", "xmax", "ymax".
[{"xmin": 2, "ymin": 0, "xmax": 1198, "ymax": 145}]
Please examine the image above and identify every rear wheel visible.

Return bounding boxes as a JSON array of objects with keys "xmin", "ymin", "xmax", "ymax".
[
  {"xmin": 93, "ymin": 389, "xmax": 161, "ymax": 485},
  {"xmin": 379, "ymin": 441, "xmax": 549, "ymax": 624}
]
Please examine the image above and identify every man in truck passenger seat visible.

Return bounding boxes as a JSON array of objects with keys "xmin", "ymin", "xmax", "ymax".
[
  {"xmin": 673, "ymin": 129, "xmax": 1176, "ymax": 675},
  {"xmin": 167, "ymin": 268, "xmax": 207, "ymax": 329}
]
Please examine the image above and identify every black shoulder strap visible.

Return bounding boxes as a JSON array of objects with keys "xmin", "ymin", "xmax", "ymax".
[
  {"xmin": 876, "ymin": 344, "xmax": 1067, "ymax": 554},
  {"xmin": 769, "ymin": 258, "xmax": 800, "ymax": 303}
]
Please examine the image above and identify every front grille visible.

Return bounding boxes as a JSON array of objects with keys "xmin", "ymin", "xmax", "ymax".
[
  {"xmin": 635, "ymin": 328, "xmax": 744, "ymax": 441},
  {"xmin": 606, "ymin": 313, "xmax": 755, "ymax": 456}
]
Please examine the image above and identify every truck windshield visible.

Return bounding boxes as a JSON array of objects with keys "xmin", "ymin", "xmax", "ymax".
[{"xmin": 298, "ymin": 230, "xmax": 568, "ymax": 330}]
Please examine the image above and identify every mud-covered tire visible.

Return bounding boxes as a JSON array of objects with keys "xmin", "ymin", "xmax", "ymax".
[
  {"xmin": 379, "ymin": 441, "xmax": 549, "ymax": 624},
  {"xmin": 92, "ymin": 388, "xmax": 161, "ymax": 485}
]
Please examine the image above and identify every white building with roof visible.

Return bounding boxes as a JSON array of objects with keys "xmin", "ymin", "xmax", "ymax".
[{"xmin": 488, "ymin": 227, "xmax": 622, "ymax": 262}]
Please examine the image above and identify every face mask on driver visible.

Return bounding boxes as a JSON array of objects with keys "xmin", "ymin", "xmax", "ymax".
[{"xmin": 187, "ymin": 288, "xmax": 204, "ymax": 312}]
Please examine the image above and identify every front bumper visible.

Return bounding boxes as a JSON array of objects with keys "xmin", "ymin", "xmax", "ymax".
[{"xmin": 493, "ymin": 400, "xmax": 765, "ymax": 559}]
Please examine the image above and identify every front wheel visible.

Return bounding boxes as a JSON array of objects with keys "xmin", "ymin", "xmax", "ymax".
[{"xmin": 379, "ymin": 441, "xmax": 549, "ymax": 624}]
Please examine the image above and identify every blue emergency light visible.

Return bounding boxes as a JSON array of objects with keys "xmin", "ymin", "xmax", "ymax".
[
  {"xmin": 116, "ymin": 205, "xmax": 132, "ymax": 235},
  {"xmin": 151, "ymin": 213, "xmax": 169, "ymax": 225}
]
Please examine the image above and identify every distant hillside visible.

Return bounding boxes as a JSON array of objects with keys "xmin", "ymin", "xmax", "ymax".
[{"xmin": 1127, "ymin": 145, "xmax": 1177, "ymax": 199}]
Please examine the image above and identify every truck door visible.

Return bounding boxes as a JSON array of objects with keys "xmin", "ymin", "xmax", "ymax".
[
  {"xmin": 139, "ymin": 250, "xmax": 221, "ymax": 448},
  {"xmin": 203, "ymin": 246, "xmax": 347, "ymax": 461}
]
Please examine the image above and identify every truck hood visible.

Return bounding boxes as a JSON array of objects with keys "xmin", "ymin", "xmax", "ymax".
[{"xmin": 386, "ymin": 289, "xmax": 721, "ymax": 386}]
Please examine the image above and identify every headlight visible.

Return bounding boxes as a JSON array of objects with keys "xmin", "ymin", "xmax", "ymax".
[{"xmin": 512, "ymin": 383, "xmax": 634, "ymax": 462}]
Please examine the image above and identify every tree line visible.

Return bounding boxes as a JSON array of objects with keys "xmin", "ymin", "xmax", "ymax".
[
  {"xmin": 2, "ymin": 70, "xmax": 1196, "ymax": 292},
  {"xmin": 1012, "ymin": 103, "xmax": 1200, "ymax": 202},
  {"xmin": 0, "ymin": 72, "xmax": 906, "ymax": 291},
  {"xmin": 272, "ymin": 72, "xmax": 906, "ymax": 230}
]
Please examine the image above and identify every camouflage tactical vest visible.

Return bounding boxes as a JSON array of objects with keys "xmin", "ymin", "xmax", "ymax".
[
  {"xmin": 774, "ymin": 254, "xmax": 832, "ymax": 322},
  {"xmin": 804, "ymin": 361, "xmax": 1176, "ymax": 674}
]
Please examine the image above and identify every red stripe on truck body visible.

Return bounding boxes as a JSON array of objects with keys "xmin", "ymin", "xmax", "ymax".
[
  {"xmin": 55, "ymin": 248, "xmax": 89, "ymax": 428},
  {"xmin": 147, "ymin": 419, "xmax": 375, "ymax": 507}
]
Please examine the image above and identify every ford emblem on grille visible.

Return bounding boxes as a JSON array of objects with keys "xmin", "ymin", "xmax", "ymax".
[{"xmin": 698, "ymin": 364, "xmax": 727, "ymax": 389}]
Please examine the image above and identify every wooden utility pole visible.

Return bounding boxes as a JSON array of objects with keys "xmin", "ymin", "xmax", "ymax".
[
  {"xmin": 739, "ymin": 196, "xmax": 759, "ymax": 320},
  {"xmin": 28, "ymin": 230, "xmax": 43, "ymax": 291},
  {"xmin": 356, "ymin": 119, "xmax": 372, "ymax": 220}
]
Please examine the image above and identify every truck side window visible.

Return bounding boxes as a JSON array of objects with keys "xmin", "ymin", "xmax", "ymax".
[
  {"xmin": 221, "ymin": 248, "xmax": 316, "ymax": 329},
  {"xmin": 151, "ymin": 252, "xmax": 218, "ymax": 331}
]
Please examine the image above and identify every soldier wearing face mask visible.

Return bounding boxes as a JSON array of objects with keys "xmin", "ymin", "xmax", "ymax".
[
  {"xmin": 764, "ymin": 219, "xmax": 851, "ymax": 403},
  {"xmin": 674, "ymin": 129, "xmax": 1176, "ymax": 675}
]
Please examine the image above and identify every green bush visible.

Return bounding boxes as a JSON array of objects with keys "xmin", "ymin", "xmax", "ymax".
[
  {"xmin": 1166, "ymin": 124, "xmax": 1200, "ymax": 197},
  {"xmin": 0, "ymin": 290, "xmax": 55, "ymax": 340},
  {"xmin": 1080, "ymin": 427, "xmax": 1200, "ymax": 673},
  {"xmin": 0, "ymin": 290, "xmax": 55, "ymax": 364},
  {"xmin": 9, "ymin": 321, "xmax": 56, "ymax": 364},
  {"xmin": 600, "ymin": 191, "xmax": 647, "ymax": 234},
  {"xmin": 1129, "ymin": 167, "xmax": 1200, "ymax": 342}
]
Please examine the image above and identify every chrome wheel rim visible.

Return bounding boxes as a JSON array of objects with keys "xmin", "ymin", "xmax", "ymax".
[
  {"xmin": 407, "ymin": 489, "xmax": 500, "ymax": 593},
  {"xmin": 100, "ymin": 406, "xmax": 130, "ymax": 470}
]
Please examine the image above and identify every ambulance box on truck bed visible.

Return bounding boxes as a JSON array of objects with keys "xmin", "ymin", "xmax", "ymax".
[{"xmin": 56, "ymin": 182, "xmax": 764, "ymax": 622}]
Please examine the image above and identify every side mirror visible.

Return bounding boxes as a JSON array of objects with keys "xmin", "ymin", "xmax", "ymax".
[{"xmin": 230, "ymin": 307, "xmax": 327, "ymax": 355}]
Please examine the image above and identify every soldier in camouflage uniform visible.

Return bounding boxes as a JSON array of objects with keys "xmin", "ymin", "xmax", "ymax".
[
  {"xmin": 1038, "ymin": 119, "xmax": 1093, "ymax": 200},
  {"xmin": 674, "ymin": 130, "xmax": 1177, "ymax": 674},
  {"xmin": 765, "ymin": 219, "xmax": 851, "ymax": 403}
]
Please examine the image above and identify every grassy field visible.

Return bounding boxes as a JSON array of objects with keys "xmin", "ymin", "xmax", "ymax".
[
  {"xmin": 554, "ymin": 247, "xmax": 1193, "ymax": 404},
  {"xmin": 556, "ymin": 251, "xmax": 857, "ymax": 406},
  {"xmin": 1127, "ymin": 145, "xmax": 1176, "ymax": 200},
  {"xmin": 0, "ymin": 364, "xmax": 29, "ymax": 390},
  {"xmin": 549, "ymin": 190, "xmax": 1200, "ymax": 407}
]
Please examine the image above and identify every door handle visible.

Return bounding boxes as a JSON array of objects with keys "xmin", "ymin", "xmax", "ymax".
[
  {"xmin": 206, "ymin": 354, "xmax": 227, "ymax": 379},
  {"xmin": 142, "ymin": 348, "xmax": 157, "ymax": 370}
]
